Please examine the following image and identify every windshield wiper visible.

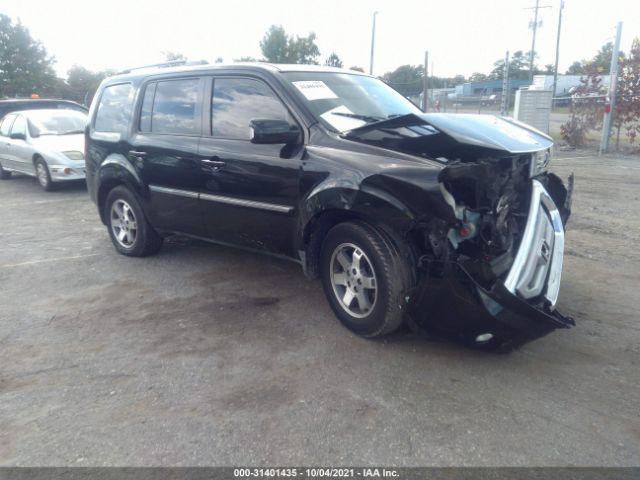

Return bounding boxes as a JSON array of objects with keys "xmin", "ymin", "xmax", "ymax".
[
  {"xmin": 331, "ymin": 112, "xmax": 384, "ymax": 123},
  {"xmin": 60, "ymin": 130, "xmax": 85, "ymax": 135}
]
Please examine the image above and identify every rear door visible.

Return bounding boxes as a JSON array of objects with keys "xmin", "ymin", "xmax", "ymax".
[
  {"xmin": 129, "ymin": 77, "xmax": 206, "ymax": 236},
  {"xmin": 7, "ymin": 114, "xmax": 35, "ymax": 174},
  {"xmin": 198, "ymin": 76, "xmax": 303, "ymax": 256},
  {"xmin": 0, "ymin": 114, "xmax": 16, "ymax": 168}
]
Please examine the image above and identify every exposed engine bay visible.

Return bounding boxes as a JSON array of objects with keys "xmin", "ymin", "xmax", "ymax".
[
  {"xmin": 435, "ymin": 154, "xmax": 536, "ymax": 287},
  {"xmin": 341, "ymin": 112, "xmax": 575, "ymax": 348}
]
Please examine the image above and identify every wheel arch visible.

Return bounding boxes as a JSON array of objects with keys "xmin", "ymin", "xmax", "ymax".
[
  {"xmin": 95, "ymin": 154, "xmax": 145, "ymax": 224},
  {"xmin": 298, "ymin": 186, "xmax": 420, "ymax": 279}
]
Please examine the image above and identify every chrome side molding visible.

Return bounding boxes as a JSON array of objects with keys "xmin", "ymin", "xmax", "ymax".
[{"xmin": 149, "ymin": 185, "xmax": 293, "ymax": 214}]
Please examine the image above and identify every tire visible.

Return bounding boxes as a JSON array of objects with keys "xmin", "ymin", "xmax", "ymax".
[
  {"xmin": 320, "ymin": 221, "xmax": 414, "ymax": 338},
  {"xmin": 35, "ymin": 158, "xmax": 54, "ymax": 191},
  {"xmin": 0, "ymin": 162, "xmax": 11, "ymax": 180},
  {"xmin": 104, "ymin": 185, "xmax": 162, "ymax": 257}
]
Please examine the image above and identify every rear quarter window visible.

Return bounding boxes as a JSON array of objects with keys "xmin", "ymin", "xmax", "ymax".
[{"xmin": 94, "ymin": 83, "xmax": 133, "ymax": 134}]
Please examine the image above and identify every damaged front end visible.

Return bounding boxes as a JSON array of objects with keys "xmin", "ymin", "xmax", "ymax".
[
  {"xmin": 412, "ymin": 153, "xmax": 574, "ymax": 349},
  {"xmin": 347, "ymin": 113, "xmax": 575, "ymax": 349}
]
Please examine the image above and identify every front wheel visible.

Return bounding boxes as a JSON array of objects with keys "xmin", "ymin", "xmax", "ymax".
[
  {"xmin": 35, "ymin": 158, "xmax": 54, "ymax": 191},
  {"xmin": 320, "ymin": 221, "xmax": 414, "ymax": 338},
  {"xmin": 105, "ymin": 186, "xmax": 162, "ymax": 257}
]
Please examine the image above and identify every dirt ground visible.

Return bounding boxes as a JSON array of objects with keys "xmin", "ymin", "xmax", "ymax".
[{"xmin": 0, "ymin": 151, "xmax": 639, "ymax": 466}]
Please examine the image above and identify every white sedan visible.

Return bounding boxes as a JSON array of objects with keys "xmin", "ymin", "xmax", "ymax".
[{"xmin": 0, "ymin": 109, "xmax": 88, "ymax": 191}]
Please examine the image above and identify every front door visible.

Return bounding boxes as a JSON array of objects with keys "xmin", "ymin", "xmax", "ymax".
[
  {"xmin": 198, "ymin": 76, "xmax": 303, "ymax": 257},
  {"xmin": 129, "ymin": 77, "xmax": 206, "ymax": 236}
]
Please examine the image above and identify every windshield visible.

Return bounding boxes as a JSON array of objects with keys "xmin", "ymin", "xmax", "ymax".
[
  {"xmin": 27, "ymin": 110, "xmax": 88, "ymax": 136},
  {"xmin": 283, "ymin": 72, "xmax": 423, "ymax": 133}
]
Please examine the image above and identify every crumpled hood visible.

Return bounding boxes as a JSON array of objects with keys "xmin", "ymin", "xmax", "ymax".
[
  {"xmin": 420, "ymin": 113, "xmax": 552, "ymax": 153},
  {"xmin": 343, "ymin": 113, "xmax": 553, "ymax": 161},
  {"xmin": 30, "ymin": 134, "xmax": 84, "ymax": 154}
]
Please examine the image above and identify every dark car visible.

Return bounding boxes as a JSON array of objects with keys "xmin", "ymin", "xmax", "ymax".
[
  {"xmin": 85, "ymin": 63, "xmax": 574, "ymax": 350},
  {"xmin": 0, "ymin": 99, "xmax": 88, "ymax": 120}
]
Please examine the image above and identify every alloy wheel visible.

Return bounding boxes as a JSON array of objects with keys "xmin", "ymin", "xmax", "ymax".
[
  {"xmin": 110, "ymin": 199, "xmax": 138, "ymax": 248},
  {"xmin": 36, "ymin": 163, "xmax": 48, "ymax": 187},
  {"xmin": 330, "ymin": 243, "xmax": 378, "ymax": 318}
]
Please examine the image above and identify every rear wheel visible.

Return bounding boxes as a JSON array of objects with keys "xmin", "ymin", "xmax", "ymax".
[
  {"xmin": 105, "ymin": 186, "xmax": 162, "ymax": 257},
  {"xmin": 320, "ymin": 221, "xmax": 414, "ymax": 337},
  {"xmin": 35, "ymin": 158, "xmax": 54, "ymax": 191},
  {"xmin": 0, "ymin": 162, "xmax": 11, "ymax": 180}
]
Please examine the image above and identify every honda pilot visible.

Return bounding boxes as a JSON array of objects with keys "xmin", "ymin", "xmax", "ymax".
[{"xmin": 86, "ymin": 63, "xmax": 574, "ymax": 350}]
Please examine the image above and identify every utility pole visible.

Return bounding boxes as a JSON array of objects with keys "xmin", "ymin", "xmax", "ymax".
[
  {"xmin": 369, "ymin": 11, "xmax": 378, "ymax": 75},
  {"xmin": 600, "ymin": 21, "xmax": 623, "ymax": 155},
  {"xmin": 551, "ymin": 0, "xmax": 564, "ymax": 103},
  {"xmin": 526, "ymin": 0, "xmax": 552, "ymax": 83},
  {"xmin": 500, "ymin": 51, "xmax": 510, "ymax": 116},
  {"xmin": 422, "ymin": 51, "xmax": 429, "ymax": 112}
]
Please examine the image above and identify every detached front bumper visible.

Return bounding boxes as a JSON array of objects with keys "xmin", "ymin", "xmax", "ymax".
[{"xmin": 409, "ymin": 175, "xmax": 574, "ymax": 348}]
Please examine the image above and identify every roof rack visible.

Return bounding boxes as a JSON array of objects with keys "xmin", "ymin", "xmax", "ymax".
[{"xmin": 116, "ymin": 59, "xmax": 208, "ymax": 75}]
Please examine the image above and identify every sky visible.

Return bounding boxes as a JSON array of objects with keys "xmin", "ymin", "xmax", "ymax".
[{"xmin": 2, "ymin": 0, "xmax": 639, "ymax": 79}]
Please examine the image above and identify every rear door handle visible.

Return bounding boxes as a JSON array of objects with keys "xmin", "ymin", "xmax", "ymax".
[
  {"xmin": 201, "ymin": 159, "xmax": 226, "ymax": 170},
  {"xmin": 128, "ymin": 150, "xmax": 147, "ymax": 157}
]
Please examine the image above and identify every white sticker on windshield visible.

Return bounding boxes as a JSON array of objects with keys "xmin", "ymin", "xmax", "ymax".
[
  {"xmin": 320, "ymin": 105, "xmax": 366, "ymax": 132},
  {"xmin": 292, "ymin": 81, "xmax": 338, "ymax": 101}
]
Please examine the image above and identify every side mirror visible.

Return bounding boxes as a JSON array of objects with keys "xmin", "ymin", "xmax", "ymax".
[
  {"xmin": 10, "ymin": 132, "xmax": 26, "ymax": 141},
  {"xmin": 250, "ymin": 119, "xmax": 300, "ymax": 145}
]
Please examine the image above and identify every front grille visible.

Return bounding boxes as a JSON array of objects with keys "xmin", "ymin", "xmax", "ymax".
[{"xmin": 503, "ymin": 180, "xmax": 565, "ymax": 308}]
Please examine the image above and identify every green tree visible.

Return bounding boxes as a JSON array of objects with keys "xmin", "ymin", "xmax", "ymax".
[
  {"xmin": 65, "ymin": 65, "xmax": 114, "ymax": 105},
  {"xmin": 490, "ymin": 50, "xmax": 536, "ymax": 80},
  {"xmin": 566, "ymin": 61, "xmax": 585, "ymax": 75},
  {"xmin": 381, "ymin": 65, "xmax": 423, "ymax": 96},
  {"xmin": 469, "ymin": 72, "xmax": 487, "ymax": 82},
  {"xmin": 0, "ymin": 14, "xmax": 57, "ymax": 98},
  {"xmin": 565, "ymin": 42, "xmax": 626, "ymax": 75},
  {"xmin": 260, "ymin": 25, "xmax": 288, "ymax": 62},
  {"xmin": 591, "ymin": 42, "xmax": 615, "ymax": 73},
  {"xmin": 324, "ymin": 52, "xmax": 343, "ymax": 68},
  {"xmin": 259, "ymin": 25, "xmax": 320, "ymax": 64}
]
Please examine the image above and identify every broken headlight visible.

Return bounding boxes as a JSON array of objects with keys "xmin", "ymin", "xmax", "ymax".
[{"xmin": 530, "ymin": 148, "xmax": 551, "ymax": 177}]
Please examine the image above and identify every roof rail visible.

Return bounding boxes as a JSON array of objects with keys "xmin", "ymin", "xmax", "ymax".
[{"xmin": 116, "ymin": 59, "xmax": 208, "ymax": 75}]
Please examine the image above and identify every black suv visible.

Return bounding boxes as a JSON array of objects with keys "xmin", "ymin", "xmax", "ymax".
[{"xmin": 86, "ymin": 63, "xmax": 574, "ymax": 349}]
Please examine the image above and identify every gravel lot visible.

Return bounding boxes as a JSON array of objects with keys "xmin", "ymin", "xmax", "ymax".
[{"xmin": 0, "ymin": 152, "xmax": 639, "ymax": 466}]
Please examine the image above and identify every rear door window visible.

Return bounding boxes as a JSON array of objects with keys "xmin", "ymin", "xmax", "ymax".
[
  {"xmin": 139, "ymin": 78, "xmax": 201, "ymax": 135},
  {"xmin": 94, "ymin": 83, "xmax": 133, "ymax": 134},
  {"xmin": 10, "ymin": 115, "xmax": 26, "ymax": 137}
]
